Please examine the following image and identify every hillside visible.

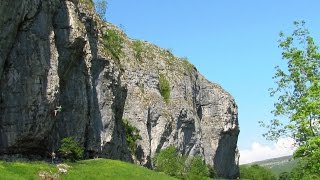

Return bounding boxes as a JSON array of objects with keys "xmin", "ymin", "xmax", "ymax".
[
  {"xmin": 247, "ymin": 155, "xmax": 298, "ymax": 176},
  {"xmin": 0, "ymin": 159, "xmax": 176, "ymax": 180}
]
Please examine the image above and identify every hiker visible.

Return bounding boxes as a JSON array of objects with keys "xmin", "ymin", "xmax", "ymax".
[{"xmin": 51, "ymin": 151, "xmax": 56, "ymax": 163}]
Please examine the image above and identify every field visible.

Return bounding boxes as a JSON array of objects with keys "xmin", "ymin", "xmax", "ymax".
[{"xmin": 0, "ymin": 159, "xmax": 176, "ymax": 180}]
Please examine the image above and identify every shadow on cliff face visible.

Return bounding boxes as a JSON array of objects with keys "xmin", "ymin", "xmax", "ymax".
[
  {"xmin": 53, "ymin": 0, "xmax": 132, "ymax": 161},
  {"xmin": 0, "ymin": 0, "xmax": 61, "ymax": 158},
  {"xmin": 0, "ymin": 0, "xmax": 132, "ymax": 161},
  {"xmin": 214, "ymin": 129, "xmax": 240, "ymax": 179},
  {"xmin": 177, "ymin": 109, "xmax": 197, "ymax": 155}
]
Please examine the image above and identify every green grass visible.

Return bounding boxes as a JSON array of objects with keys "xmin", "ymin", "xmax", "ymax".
[
  {"xmin": 0, "ymin": 161, "xmax": 57, "ymax": 180},
  {"xmin": 0, "ymin": 159, "xmax": 176, "ymax": 180},
  {"xmin": 63, "ymin": 159, "xmax": 176, "ymax": 180}
]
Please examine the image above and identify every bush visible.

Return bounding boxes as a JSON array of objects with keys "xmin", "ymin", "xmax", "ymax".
[
  {"xmin": 278, "ymin": 172, "xmax": 292, "ymax": 180},
  {"xmin": 153, "ymin": 146, "xmax": 184, "ymax": 177},
  {"xmin": 159, "ymin": 74, "xmax": 170, "ymax": 103},
  {"xmin": 102, "ymin": 29, "xmax": 124, "ymax": 60},
  {"xmin": 185, "ymin": 156, "xmax": 210, "ymax": 180},
  {"xmin": 240, "ymin": 164, "xmax": 276, "ymax": 180},
  {"xmin": 59, "ymin": 137, "xmax": 84, "ymax": 162},
  {"xmin": 122, "ymin": 119, "xmax": 142, "ymax": 154},
  {"xmin": 181, "ymin": 58, "xmax": 195, "ymax": 75},
  {"xmin": 132, "ymin": 40, "xmax": 144, "ymax": 61},
  {"xmin": 79, "ymin": 0, "xmax": 94, "ymax": 10},
  {"xmin": 154, "ymin": 146, "xmax": 212, "ymax": 179}
]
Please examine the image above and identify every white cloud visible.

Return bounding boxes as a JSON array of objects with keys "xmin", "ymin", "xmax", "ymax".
[{"xmin": 239, "ymin": 137, "xmax": 296, "ymax": 165}]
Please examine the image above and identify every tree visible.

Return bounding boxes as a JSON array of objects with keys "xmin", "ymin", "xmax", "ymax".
[
  {"xmin": 153, "ymin": 146, "xmax": 184, "ymax": 177},
  {"xmin": 291, "ymin": 136, "xmax": 320, "ymax": 179},
  {"xmin": 260, "ymin": 21, "xmax": 320, "ymax": 178},
  {"xmin": 240, "ymin": 165, "xmax": 276, "ymax": 180},
  {"xmin": 261, "ymin": 21, "xmax": 320, "ymax": 143},
  {"xmin": 185, "ymin": 156, "xmax": 210, "ymax": 180},
  {"xmin": 154, "ymin": 146, "xmax": 212, "ymax": 179},
  {"xmin": 94, "ymin": 0, "xmax": 107, "ymax": 21},
  {"xmin": 279, "ymin": 172, "xmax": 292, "ymax": 180},
  {"xmin": 59, "ymin": 137, "xmax": 84, "ymax": 162}
]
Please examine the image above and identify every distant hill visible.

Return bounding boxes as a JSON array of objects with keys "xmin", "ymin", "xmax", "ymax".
[{"xmin": 246, "ymin": 155, "xmax": 299, "ymax": 176}]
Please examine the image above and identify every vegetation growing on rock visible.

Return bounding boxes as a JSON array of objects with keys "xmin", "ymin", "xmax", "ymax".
[
  {"xmin": 122, "ymin": 119, "xmax": 142, "ymax": 154},
  {"xmin": 181, "ymin": 57, "xmax": 196, "ymax": 75},
  {"xmin": 79, "ymin": 0, "xmax": 95, "ymax": 10},
  {"xmin": 159, "ymin": 74, "xmax": 171, "ymax": 103},
  {"xmin": 132, "ymin": 40, "xmax": 144, "ymax": 61},
  {"xmin": 103, "ymin": 29, "xmax": 124, "ymax": 60}
]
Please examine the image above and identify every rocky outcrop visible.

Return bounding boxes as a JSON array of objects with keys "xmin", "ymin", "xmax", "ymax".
[{"xmin": 0, "ymin": 0, "xmax": 239, "ymax": 178}]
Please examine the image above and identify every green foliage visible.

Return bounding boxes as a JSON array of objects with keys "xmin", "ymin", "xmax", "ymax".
[
  {"xmin": 260, "ymin": 20, "xmax": 320, "ymax": 179},
  {"xmin": 103, "ymin": 29, "xmax": 124, "ymax": 60},
  {"xmin": 79, "ymin": 0, "xmax": 94, "ymax": 10},
  {"xmin": 122, "ymin": 119, "xmax": 142, "ymax": 154},
  {"xmin": 132, "ymin": 40, "xmax": 144, "ymax": 61},
  {"xmin": 290, "ymin": 136, "xmax": 320, "ymax": 179},
  {"xmin": 260, "ymin": 21, "xmax": 320, "ymax": 143},
  {"xmin": 181, "ymin": 57, "xmax": 195, "ymax": 75},
  {"xmin": 154, "ymin": 146, "xmax": 184, "ymax": 177},
  {"xmin": 279, "ymin": 171, "xmax": 293, "ymax": 180},
  {"xmin": 185, "ymin": 156, "xmax": 210, "ymax": 180},
  {"xmin": 240, "ymin": 164, "xmax": 277, "ymax": 180},
  {"xmin": 94, "ymin": 0, "xmax": 107, "ymax": 21},
  {"xmin": 59, "ymin": 137, "xmax": 84, "ymax": 162},
  {"xmin": 154, "ymin": 146, "xmax": 211, "ymax": 179},
  {"xmin": 159, "ymin": 74, "xmax": 171, "ymax": 103}
]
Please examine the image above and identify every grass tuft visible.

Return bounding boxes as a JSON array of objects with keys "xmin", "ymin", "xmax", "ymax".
[{"xmin": 159, "ymin": 74, "xmax": 171, "ymax": 103}]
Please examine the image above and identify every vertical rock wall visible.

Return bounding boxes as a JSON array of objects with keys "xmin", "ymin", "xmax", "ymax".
[{"xmin": 0, "ymin": 0, "xmax": 239, "ymax": 178}]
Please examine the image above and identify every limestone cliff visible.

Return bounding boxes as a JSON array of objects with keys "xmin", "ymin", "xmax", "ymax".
[{"xmin": 0, "ymin": 0, "xmax": 239, "ymax": 178}]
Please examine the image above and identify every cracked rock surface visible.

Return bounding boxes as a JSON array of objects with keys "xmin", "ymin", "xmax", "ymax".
[{"xmin": 0, "ymin": 0, "xmax": 240, "ymax": 178}]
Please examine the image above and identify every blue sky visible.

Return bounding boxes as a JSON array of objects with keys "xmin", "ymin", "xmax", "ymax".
[{"xmin": 104, "ymin": 0, "xmax": 320, "ymax": 163}]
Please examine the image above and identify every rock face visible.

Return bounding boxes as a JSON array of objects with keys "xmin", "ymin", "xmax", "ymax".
[{"xmin": 0, "ymin": 0, "xmax": 239, "ymax": 178}]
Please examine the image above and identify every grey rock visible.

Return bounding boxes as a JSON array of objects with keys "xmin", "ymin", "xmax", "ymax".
[{"xmin": 0, "ymin": 0, "xmax": 239, "ymax": 178}]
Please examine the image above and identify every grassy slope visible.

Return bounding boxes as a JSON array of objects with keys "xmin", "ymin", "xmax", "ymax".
[
  {"xmin": 247, "ymin": 155, "xmax": 298, "ymax": 176},
  {"xmin": 0, "ymin": 159, "xmax": 176, "ymax": 180},
  {"xmin": 0, "ymin": 161, "xmax": 57, "ymax": 180}
]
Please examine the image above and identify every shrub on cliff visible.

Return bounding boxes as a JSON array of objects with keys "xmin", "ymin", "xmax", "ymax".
[
  {"xmin": 59, "ymin": 137, "xmax": 84, "ymax": 162},
  {"xmin": 122, "ymin": 119, "xmax": 142, "ymax": 154},
  {"xmin": 103, "ymin": 29, "xmax": 124, "ymax": 60},
  {"xmin": 159, "ymin": 74, "xmax": 170, "ymax": 103}
]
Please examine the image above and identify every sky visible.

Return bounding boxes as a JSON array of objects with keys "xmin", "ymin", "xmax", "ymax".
[{"xmin": 103, "ymin": 0, "xmax": 320, "ymax": 164}]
